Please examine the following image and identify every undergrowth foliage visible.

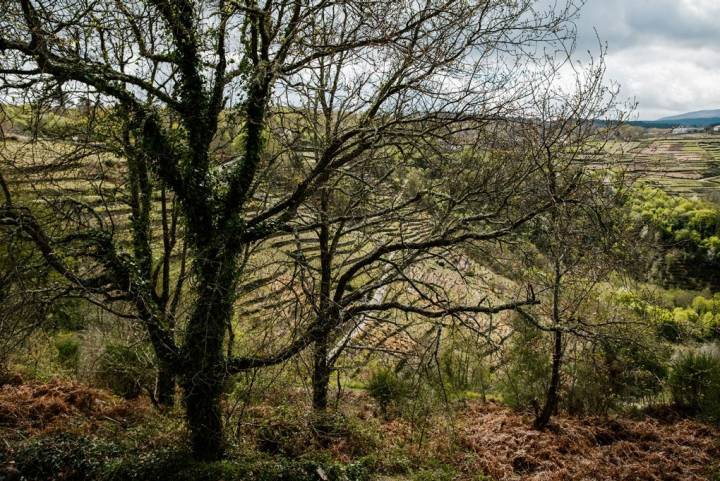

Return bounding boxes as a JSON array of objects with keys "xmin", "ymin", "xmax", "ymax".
[
  {"xmin": 13, "ymin": 435, "xmax": 375, "ymax": 481},
  {"xmin": 366, "ymin": 368, "xmax": 412, "ymax": 419},
  {"xmin": 95, "ymin": 343, "xmax": 154, "ymax": 399},
  {"xmin": 669, "ymin": 346, "xmax": 720, "ymax": 421}
]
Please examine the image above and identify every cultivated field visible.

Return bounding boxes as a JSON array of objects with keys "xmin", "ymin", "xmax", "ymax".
[{"xmin": 594, "ymin": 134, "xmax": 720, "ymax": 199}]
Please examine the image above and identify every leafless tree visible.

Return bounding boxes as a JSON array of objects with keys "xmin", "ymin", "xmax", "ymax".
[{"xmin": 0, "ymin": 0, "xmax": 619, "ymax": 459}]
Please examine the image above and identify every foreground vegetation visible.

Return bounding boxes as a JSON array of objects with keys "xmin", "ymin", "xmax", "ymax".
[
  {"xmin": 1, "ymin": 377, "xmax": 718, "ymax": 481},
  {"xmin": 1, "ymin": 0, "xmax": 720, "ymax": 479}
]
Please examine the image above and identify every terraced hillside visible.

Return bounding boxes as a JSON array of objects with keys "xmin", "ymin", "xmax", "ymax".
[
  {"xmin": 1, "ymin": 136, "xmax": 518, "ymax": 359},
  {"xmin": 0, "ymin": 136, "xmax": 305, "ymax": 336},
  {"xmin": 593, "ymin": 135, "xmax": 720, "ymax": 199}
]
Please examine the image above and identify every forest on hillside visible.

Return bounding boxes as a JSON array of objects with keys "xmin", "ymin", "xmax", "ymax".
[{"xmin": 0, "ymin": 1, "xmax": 718, "ymax": 480}]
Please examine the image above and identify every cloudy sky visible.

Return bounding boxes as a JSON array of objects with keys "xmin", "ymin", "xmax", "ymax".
[{"xmin": 573, "ymin": 0, "xmax": 720, "ymax": 119}]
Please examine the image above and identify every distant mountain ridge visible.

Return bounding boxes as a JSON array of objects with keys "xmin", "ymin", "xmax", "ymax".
[
  {"xmin": 594, "ymin": 109, "xmax": 720, "ymax": 129},
  {"xmin": 659, "ymin": 109, "xmax": 720, "ymax": 121},
  {"xmin": 615, "ymin": 110, "xmax": 720, "ymax": 129},
  {"xmin": 624, "ymin": 118, "xmax": 720, "ymax": 129}
]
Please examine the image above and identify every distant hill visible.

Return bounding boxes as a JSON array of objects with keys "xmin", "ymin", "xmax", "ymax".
[
  {"xmin": 620, "ymin": 117, "xmax": 720, "ymax": 129},
  {"xmin": 659, "ymin": 109, "xmax": 720, "ymax": 121},
  {"xmin": 606, "ymin": 109, "xmax": 720, "ymax": 129}
]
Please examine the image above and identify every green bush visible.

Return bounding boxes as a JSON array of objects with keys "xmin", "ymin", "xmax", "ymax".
[
  {"xmin": 55, "ymin": 333, "xmax": 81, "ymax": 372},
  {"xmin": 255, "ymin": 408, "xmax": 312, "ymax": 457},
  {"xmin": 95, "ymin": 343, "xmax": 153, "ymax": 399},
  {"xmin": 563, "ymin": 354, "xmax": 615, "ymax": 416},
  {"xmin": 309, "ymin": 412, "xmax": 380, "ymax": 456},
  {"xmin": 668, "ymin": 347, "xmax": 720, "ymax": 422},
  {"xmin": 366, "ymin": 368, "xmax": 411, "ymax": 418},
  {"xmin": 438, "ymin": 347, "xmax": 491, "ymax": 397},
  {"xmin": 564, "ymin": 341, "xmax": 667, "ymax": 416}
]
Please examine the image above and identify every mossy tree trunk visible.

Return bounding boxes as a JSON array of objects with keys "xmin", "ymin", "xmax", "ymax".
[
  {"xmin": 155, "ymin": 362, "xmax": 176, "ymax": 407},
  {"xmin": 178, "ymin": 239, "xmax": 241, "ymax": 458},
  {"xmin": 311, "ymin": 184, "xmax": 334, "ymax": 414}
]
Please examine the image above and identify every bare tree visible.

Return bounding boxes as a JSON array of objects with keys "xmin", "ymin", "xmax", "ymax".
[
  {"xmin": 0, "ymin": 0, "xmax": 612, "ymax": 459},
  {"xmin": 517, "ymin": 172, "xmax": 635, "ymax": 430}
]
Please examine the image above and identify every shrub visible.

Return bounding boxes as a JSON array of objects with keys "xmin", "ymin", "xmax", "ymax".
[
  {"xmin": 95, "ymin": 343, "xmax": 153, "ymax": 399},
  {"xmin": 668, "ymin": 346, "xmax": 720, "ymax": 422},
  {"xmin": 563, "ymin": 354, "xmax": 614, "ymax": 416},
  {"xmin": 255, "ymin": 408, "xmax": 312, "ymax": 457},
  {"xmin": 366, "ymin": 368, "xmax": 411, "ymax": 419},
  {"xmin": 55, "ymin": 333, "xmax": 81, "ymax": 372},
  {"xmin": 605, "ymin": 337, "xmax": 668, "ymax": 405},
  {"xmin": 564, "ymin": 341, "xmax": 667, "ymax": 416},
  {"xmin": 438, "ymin": 347, "xmax": 490, "ymax": 397},
  {"xmin": 656, "ymin": 316, "xmax": 685, "ymax": 342},
  {"xmin": 308, "ymin": 411, "xmax": 380, "ymax": 455}
]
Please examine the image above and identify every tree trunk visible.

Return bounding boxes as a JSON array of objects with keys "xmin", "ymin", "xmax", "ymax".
[
  {"xmin": 535, "ymin": 328, "xmax": 562, "ymax": 430},
  {"xmin": 182, "ymin": 369, "xmax": 225, "ymax": 460},
  {"xmin": 312, "ymin": 337, "xmax": 331, "ymax": 412},
  {"xmin": 181, "ymin": 252, "xmax": 236, "ymax": 461},
  {"xmin": 313, "ymin": 183, "xmax": 333, "ymax": 414},
  {"xmin": 155, "ymin": 362, "xmax": 176, "ymax": 407}
]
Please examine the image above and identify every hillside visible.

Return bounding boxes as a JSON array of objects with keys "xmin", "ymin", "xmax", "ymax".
[
  {"xmin": 4, "ymin": 1, "xmax": 720, "ymax": 478},
  {"xmin": 625, "ymin": 118, "xmax": 720, "ymax": 129},
  {"xmin": 660, "ymin": 110, "xmax": 720, "ymax": 121},
  {"xmin": 591, "ymin": 136, "xmax": 720, "ymax": 198}
]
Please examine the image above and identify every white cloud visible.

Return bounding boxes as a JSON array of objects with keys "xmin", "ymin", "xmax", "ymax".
[{"xmin": 574, "ymin": 0, "xmax": 720, "ymax": 118}]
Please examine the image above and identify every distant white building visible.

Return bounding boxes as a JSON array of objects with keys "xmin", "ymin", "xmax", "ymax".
[
  {"xmin": 672, "ymin": 127, "xmax": 703, "ymax": 135},
  {"xmin": 713, "ymin": 125, "xmax": 720, "ymax": 133}
]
